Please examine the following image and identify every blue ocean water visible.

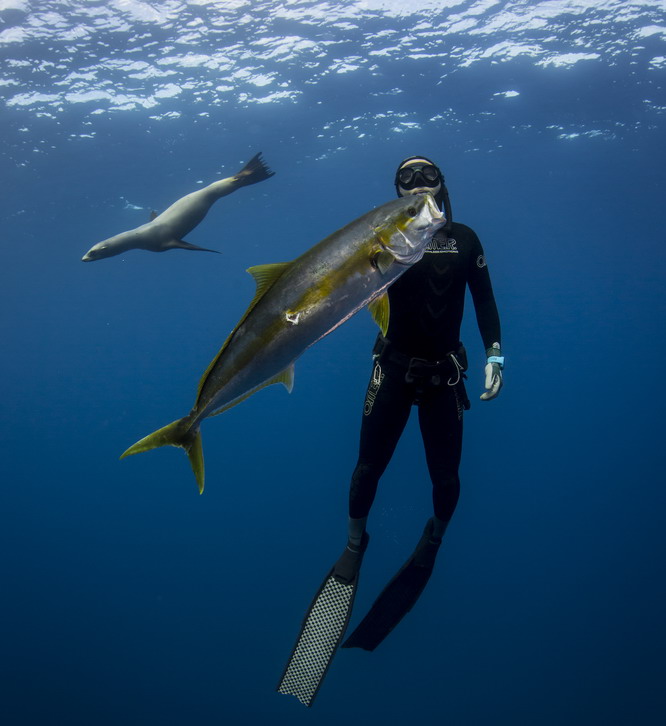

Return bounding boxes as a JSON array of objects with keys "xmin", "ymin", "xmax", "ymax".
[{"xmin": 1, "ymin": 1, "xmax": 665, "ymax": 723}]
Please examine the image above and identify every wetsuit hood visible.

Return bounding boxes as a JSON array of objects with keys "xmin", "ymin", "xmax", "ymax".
[{"xmin": 394, "ymin": 155, "xmax": 453, "ymax": 232}]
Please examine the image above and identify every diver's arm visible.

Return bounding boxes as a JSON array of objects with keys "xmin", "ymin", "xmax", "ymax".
[
  {"xmin": 467, "ymin": 235, "xmax": 501, "ymax": 350},
  {"xmin": 467, "ymin": 232, "xmax": 503, "ymax": 400}
]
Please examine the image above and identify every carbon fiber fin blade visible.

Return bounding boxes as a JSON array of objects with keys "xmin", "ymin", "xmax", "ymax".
[
  {"xmin": 277, "ymin": 571, "xmax": 357, "ymax": 706},
  {"xmin": 277, "ymin": 533, "xmax": 369, "ymax": 706}
]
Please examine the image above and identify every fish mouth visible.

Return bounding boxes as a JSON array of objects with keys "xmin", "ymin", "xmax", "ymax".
[
  {"xmin": 390, "ymin": 212, "xmax": 446, "ymax": 267},
  {"xmin": 428, "ymin": 216, "xmax": 447, "ymax": 233},
  {"xmin": 421, "ymin": 191, "xmax": 445, "ymax": 222}
]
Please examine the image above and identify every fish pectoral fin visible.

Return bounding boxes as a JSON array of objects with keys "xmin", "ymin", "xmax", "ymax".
[
  {"xmin": 172, "ymin": 238, "xmax": 221, "ymax": 253},
  {"xmin": 367, "ymin": 292, "xmax": 390, "ymax": 336},
  {"xmin": 374, "ymin": 250, "xmax": 395, "ymax": 275}
]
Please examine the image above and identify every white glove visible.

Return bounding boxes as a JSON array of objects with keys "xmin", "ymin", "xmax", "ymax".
[{"xmin": 480, "ymin": 343, "xmax": 503, "ymax": 401}]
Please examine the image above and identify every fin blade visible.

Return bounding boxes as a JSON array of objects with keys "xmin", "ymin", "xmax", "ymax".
[
  {"xmin": 277, "ymin": 570, "xmax": 357, "ymax": 707},
  {"xmin": 342, "ymin": 520, "xmax": 438, "ymax": 651},
  {"xmin": 367, "ymin": 292, "xmax": 390, "ymax": 336},
  {"xmin": 277, "ymin": 535, "xmax": 368, "ymax": 706}
]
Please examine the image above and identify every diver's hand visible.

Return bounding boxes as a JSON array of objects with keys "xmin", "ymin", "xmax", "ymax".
[{"xmin": 480, "ymin": 343, "xmax": 503, "ymax": 401}]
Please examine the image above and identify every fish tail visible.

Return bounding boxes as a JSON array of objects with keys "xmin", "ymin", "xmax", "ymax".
[
  {"xmin": 120, "ymin": 418, "xmax": 206, "ymax": 494},
  {"xmin": 235, "ymin": 151, "xmax": 275, "ymax": 186}
]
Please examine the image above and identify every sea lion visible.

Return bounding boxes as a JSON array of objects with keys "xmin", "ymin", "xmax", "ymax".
[{"xmin": 82, "ymin": 152, "xmax": 274, "ymax": 262}]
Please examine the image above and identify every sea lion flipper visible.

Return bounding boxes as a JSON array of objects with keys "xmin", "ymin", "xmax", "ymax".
[
  {"xmin": 171, "ymin": 238, "xmax": 221, "ymax": 254},
  {"xmin": 235, "ymin": 151, "xmax": 275, "ymax": 186}
]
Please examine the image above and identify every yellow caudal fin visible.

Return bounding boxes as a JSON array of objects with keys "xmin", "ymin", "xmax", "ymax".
[
  {"xmin": 120, "ymin": 418, "xmax": 206, "ymax": 494},
  {"xmin": 185, "ymin": 430, "xmax": 204, "ymax": 494}
]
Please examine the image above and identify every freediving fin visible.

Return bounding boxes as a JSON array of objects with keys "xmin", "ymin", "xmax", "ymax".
[
  {"xmin": 277, "ymin": 533, "xmax": 369, "ymax": 707},
  {"xmin": 342, "ymin": 518, "xmax": 440, "ymax": 652}
]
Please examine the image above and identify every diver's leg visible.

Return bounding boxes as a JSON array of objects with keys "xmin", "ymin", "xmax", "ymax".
[
  {"xmin": 342, "ymin": 387, "xmax": 461, "ymax": 652},
  {"xmin": 417, "ymin": 384, "xmax": 463, "ymax": 535},
  {"xmin": 348, "ymin": 359, "xmax": 414, "ymax": 526}
]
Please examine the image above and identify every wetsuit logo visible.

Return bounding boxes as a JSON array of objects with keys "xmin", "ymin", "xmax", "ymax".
[
  {"xmin": 454, "ymin": 385, "xmax": 465, "ymax": 421},
  {"xmin": 426, "ymin": 235, "xmax": 458, "ymax": 254},
  {"xmin": 476, "ymin": 255, "xmax": 486, "ymax": 268},
  {"xmin": 363, "ymin": 362, "xmax": 384, "ymax": 416}
]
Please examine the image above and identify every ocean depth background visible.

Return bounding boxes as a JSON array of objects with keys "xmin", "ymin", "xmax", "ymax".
[{"xmin": 1, "ymin": 1, "xmax": 665, "ymax": 724}]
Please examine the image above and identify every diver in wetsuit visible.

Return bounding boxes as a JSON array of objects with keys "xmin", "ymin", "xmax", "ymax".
[
  {"xmin": 335, "ymin": 155, "xmax": 503, "ymax": 652},
  {"xmin": 346, "ymin": 155, "xmax": 502, "ymax": 551},
  {"xmin": 278, "ymin": 156, "xmax": 503, "ymax": 705}
]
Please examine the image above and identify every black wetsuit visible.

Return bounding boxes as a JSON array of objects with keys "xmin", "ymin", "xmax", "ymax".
[{"xmin": 349, "ymin": 221, "xmax": 501, "ymax": 523}]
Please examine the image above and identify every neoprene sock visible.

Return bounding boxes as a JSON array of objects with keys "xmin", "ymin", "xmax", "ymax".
[
  {"xmin": 347, "ymin": 516, "xmax": 368, "ymax": 550},
  {"xmin": 431, "ymin": 516, "xmax": 449, "ymax": 543}
]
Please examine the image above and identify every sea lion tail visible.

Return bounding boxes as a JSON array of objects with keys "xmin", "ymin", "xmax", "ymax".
[
  {"xmin": 120, "ymin": 418, "xmax": 205, "ymax": 494},
  {"xmin": 235, "ymin": 151, "xmax": 275, "ymax": 186}
]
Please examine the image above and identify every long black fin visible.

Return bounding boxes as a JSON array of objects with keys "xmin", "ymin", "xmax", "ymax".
[
  {"xmin": 277, "ymin": 534, "xmax": 369, "ymax": 706},
  {"xmin": 342, "ymin": 519, "xmax": 439, "ymax": 651}
]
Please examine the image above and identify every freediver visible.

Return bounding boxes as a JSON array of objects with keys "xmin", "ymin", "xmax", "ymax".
[{"xmin": 278, "ymin": 155, "xmax": 503, "ymax": 706}]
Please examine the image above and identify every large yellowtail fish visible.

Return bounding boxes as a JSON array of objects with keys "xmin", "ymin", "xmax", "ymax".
[{"xmin": 121, "ymin": 193, "xmax": 444, "ymax": 492}]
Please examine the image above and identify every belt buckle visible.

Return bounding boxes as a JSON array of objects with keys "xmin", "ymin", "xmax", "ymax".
[{"xmin": 405, "ymin": 356, "xmax": 431, "ymax": 384}]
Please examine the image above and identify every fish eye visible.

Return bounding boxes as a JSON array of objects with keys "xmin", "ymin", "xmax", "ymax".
[{"xmin": 407, "ymin": 206, "xmax": 416, "ymax": 216}]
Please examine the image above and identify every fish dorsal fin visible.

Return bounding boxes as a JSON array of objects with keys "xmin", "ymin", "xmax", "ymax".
[
  {"xmin": 367, "ymin": 292, "xmax": 390, "ymax": 336},
  {"xmin": 150, "ymin": 210, "xmax": 158, "ymax": 221},
  {"xmin": 195, "ymin": 262, "xmax": 291, "ymax": 401},
  {"xmin": 247, "ymin": 263, "xmax": 291, "ymax": 300}
]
